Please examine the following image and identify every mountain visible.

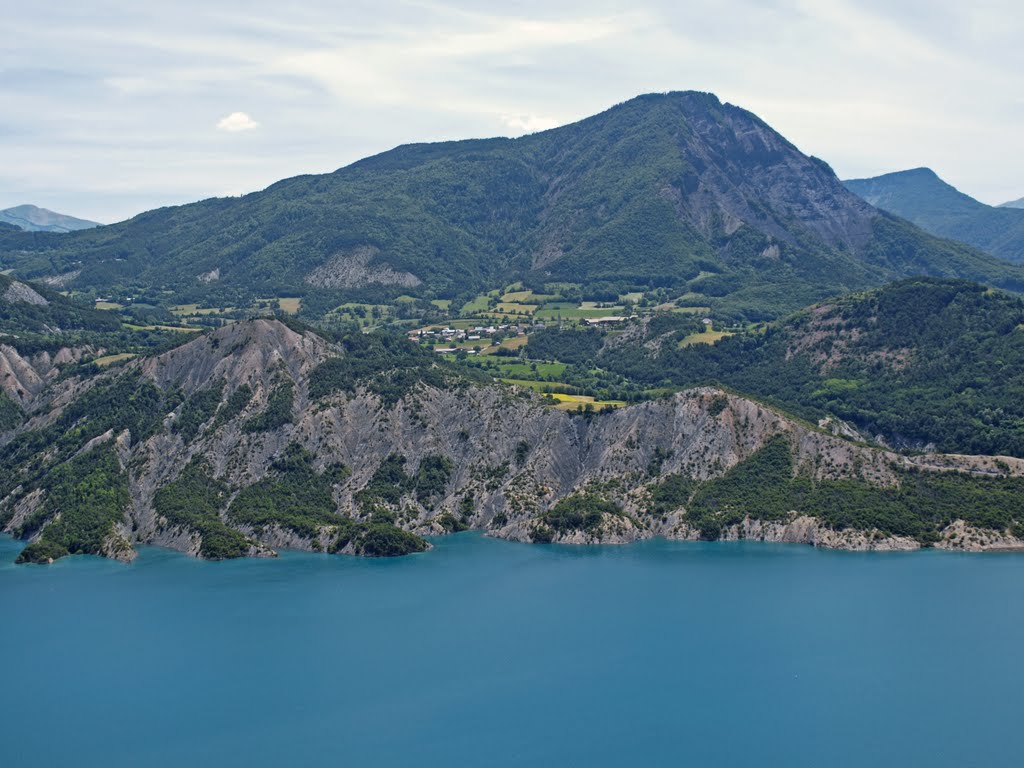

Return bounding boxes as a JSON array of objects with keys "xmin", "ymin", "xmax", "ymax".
[
  {"xmin": 1000, "ymin": 197, "xmax": 1024, "ymax": 210},
  {"xmin": 0, "ymin": 205, "xmax": 101, "ymax": 233},
  {"xmin": 1, "ymin": 92, "xmax": 1021, "ymax": 321},
  {"xmin": 533, "ymin": 277, "xmax": 1024, "ymax": 458},
  {"xmin": 844, "ymin": 168, "xmax": 1024, "ymax": 264},
  {"xmin": 3, "ymin": 317, "xmax": 1024, "ymax": 565}
]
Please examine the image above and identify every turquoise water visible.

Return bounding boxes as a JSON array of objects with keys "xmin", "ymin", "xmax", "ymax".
[{"xmin": 1, "ymin": 533, "xmax": 1022, "ymax": 767}]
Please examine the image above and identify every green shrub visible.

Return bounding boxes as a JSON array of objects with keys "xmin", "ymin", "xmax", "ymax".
[
  {"xmin": 514, "ymin": 440, "xmax": 531, "ymax": 466},
  {"xmin": 0, "ymin": 390, "xmax": 22, "ymax": 432},
  {"xmin": 154, "ymin": 459, "xmax": 253, "ymax": 559},
  {"xmin": 682, "ymin": 434, "xmax": 1024, "ymax": 542},
  {"xmin": 227, "ymin": 444, "xmax": 349, "ymax": 537},
  {"xmin": 308, "ymin": 332, "xmax": 452, "ymax": 406},
  {"xmin": 648, "ymin": 474, "xmax": 695, "ymax": 516},
  {"xmin": 356, "ymin": 453, "xmax": 453, "ymax": 510},
  {"xmin": 437, "ymin": 513, "xmax": 469, "ymax": 532},
  {"xmin": 356, "ymin": 523, "xmax": 428, "ymax": 556},
  {"xmin": 243, "ymin": 381, "xmax": 294, "ymax": 433},
  {"xmin": 214, "ymin": 384, "xmax": 253, "ymax": 427},
  {"xmin": 15, "ymin": 446, "xmax": 129, "ymax": 564},
  {"xmin": 689, "ymin": 437, "xmax": 797, "ymax": 530},
  {"xmin": 542, "ymin": 493, "xmax": 622, "ymax": 533},
  {"xmin": 412, "ymin": 455, "xmax": 453, "ymax": 505},
  {"xmin": 174, "ymin": 381, "xmax": 225, "ymax": 441}
]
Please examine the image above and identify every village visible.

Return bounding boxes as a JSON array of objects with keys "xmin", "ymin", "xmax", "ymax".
[
  {"xmin": 408, "ymin": 322, "xmax": 534, "ymax": 354},
  {"xmin": 407, "ymin": 314, "xmax": 635, "ymax": 355}
]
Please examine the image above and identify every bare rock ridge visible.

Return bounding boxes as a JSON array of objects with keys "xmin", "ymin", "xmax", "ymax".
[
  {"xmin": 3, "ymin": 319, "xmax": 1023, "ymax": 563},
  {"xmin": 0, "ymin": 344, "xmax": 90, "ymax": 406},
  {"xmin": 2, "ymin": 280, "xmax": 49, "ymax": 306},
  {"xmin": 640, "ymin": 93, "xmax": 877, "ymax": 251},
  {"xmin": 142, "ymin": 318, "xmax": 329, "ymax": 394}
]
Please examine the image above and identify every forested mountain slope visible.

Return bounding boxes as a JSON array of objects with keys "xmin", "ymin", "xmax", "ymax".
[
  {"xmin": 529, "ymin": 278, "xmax": 1024, "ymax": 456},
  {"xmin": 2, "ymin": 93, "xmax": 1021, "ymax": 320}
]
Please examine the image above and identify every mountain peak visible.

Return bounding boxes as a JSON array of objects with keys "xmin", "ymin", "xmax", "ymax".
[
  {"xmin": 845, "ymin": 167, "xmax": 978, "ymax": 209},
  {"xmin": 0, "ymin": 204, "xmax": 101, "ymax": 233},
  {"xmin": 620, "ymin": 89, "xmax": 723, "ymax": 109},
  {"xmin": 847, "ymin": 167, "xmax": 942, "ymax": 185},
  {"xmin": 902, "ymin": 167, "xmax": 940, "ymax": 179}
]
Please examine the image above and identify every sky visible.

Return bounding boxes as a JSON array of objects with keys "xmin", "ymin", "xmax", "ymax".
[{"xmin": 2, "ymin": 0, "xmax": 1022, "ymax": 223}]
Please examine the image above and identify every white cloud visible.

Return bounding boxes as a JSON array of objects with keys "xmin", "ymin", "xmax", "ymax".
[
  {"xmin": 500, "ymin": 113, "xmax": 560, "ymax": 135},
  {"xmin": 216, "ymin": 111, "xmax": 259, "ymax": 132},
  {"xmin": 2, "ymin": 1, "xmax": 1023, "ymax": 218}
]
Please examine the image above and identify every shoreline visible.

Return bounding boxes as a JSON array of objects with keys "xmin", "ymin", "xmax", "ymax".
[{"xmin": 5, "ymin": 527, "xmax": 1022, "ymax": 570}]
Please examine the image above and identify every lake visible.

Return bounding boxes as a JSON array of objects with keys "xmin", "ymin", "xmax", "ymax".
[{"xmin": 1, "ymin": 533, "xmax": 1022, "ymax": 767}]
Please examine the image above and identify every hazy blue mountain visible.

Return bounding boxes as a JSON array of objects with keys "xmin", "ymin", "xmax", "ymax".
[
  {"xmin": 0, "ymin": 204, "xmax": 101, "ymax": 233},
  {"xmin": 845, "ymin": 168, "xmax": 1024, "ymax": 264},
  {"xmin": 1000, "ymin": 197, "xmax": 1024, "ymax": 210}
]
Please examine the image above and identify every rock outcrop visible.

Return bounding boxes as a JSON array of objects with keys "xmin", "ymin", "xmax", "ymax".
[
  {"xmin": 305, "ymin": 246, "xmax": 422, "ymax": 289},
  {"xmin": 0, "ymin": 343, "xmax": 91, "ymax": 407},
  {"xmin": 2, "ymin": 280, "xmax": 49, "ymax": 306}
]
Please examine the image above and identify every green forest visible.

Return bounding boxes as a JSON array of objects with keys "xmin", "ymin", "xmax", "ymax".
[
  {"xmin": 523, "ymin": 278, "xmax": 1024, "ymax": 457},
  {"xmin": 651, "ymin": 437, "xmax": 1024, "ymax": 543}
]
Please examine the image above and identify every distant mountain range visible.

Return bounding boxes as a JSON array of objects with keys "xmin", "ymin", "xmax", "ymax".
[
  {"xmin": 844, "ymin": 169, "xmax": 1024, "ymax": 264},
  {"xmin": 0, "ymin": 92, "xmax": 1021, "ymax": 321},
  {"xmin": 0, "ymin": 205, "xmax": 100, "ymax": 233}
]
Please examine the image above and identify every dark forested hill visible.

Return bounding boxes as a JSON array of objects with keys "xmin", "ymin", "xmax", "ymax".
[
  {"xmin": 845, "ymin": 168, "xmax": 1024, "ymax": 264},
  {"xmin": 1, "ymin": 93, "xmax": 1021, "ymax": 321},
  {"xmin": 527, "ymin": 278, "xmax": 1024, "ymax": 457}
]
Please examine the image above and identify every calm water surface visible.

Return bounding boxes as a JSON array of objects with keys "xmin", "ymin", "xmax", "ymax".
[{"xmin": 1, "ymin": 533, "xmax": 1022, "ymax": 767}]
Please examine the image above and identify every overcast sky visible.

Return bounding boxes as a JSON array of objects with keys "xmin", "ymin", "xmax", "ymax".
[{"xmin": 2, "ymin": 0, "xmax": 1021, "ymax": 223}]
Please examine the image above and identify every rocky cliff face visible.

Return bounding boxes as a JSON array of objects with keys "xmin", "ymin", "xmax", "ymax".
[
  {"xmin": 555, "ymin": 92, "xmax": 878, "ymax": 253},
  {"xmin": 0, "ymin": 343, "xmax": 92, "ymax": 407},
  {"xmin": 3, "ymin": 320, "xmax": 1023, "ymax": 563}
]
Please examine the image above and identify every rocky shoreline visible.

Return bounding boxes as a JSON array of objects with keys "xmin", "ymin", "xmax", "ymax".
[{"xmin": 5, "ymin": 320, "xmax": 1024, "ymax": 564}]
